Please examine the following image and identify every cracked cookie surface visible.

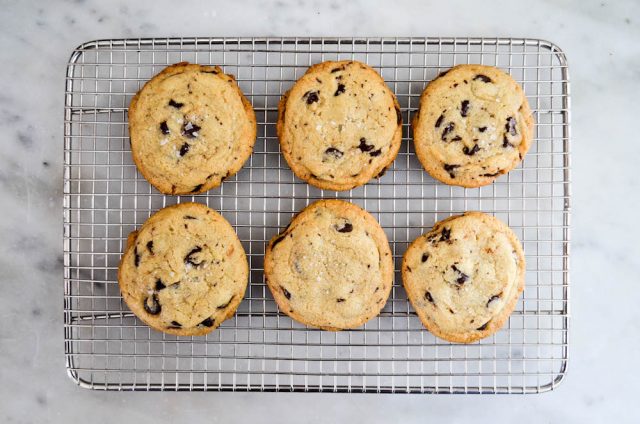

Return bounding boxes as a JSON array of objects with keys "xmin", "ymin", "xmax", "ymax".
[
  {"xmin": 264, "ymin": 199, "xmax": 393, "ymax": 330},
  {"xmin": 128, "ymin": 62, "xmax": 256, "ymax": 195},
  {"xmin": 412, "ymin": 64, "xmax": 534, "ymax": 187},
  {"xmin": 402, "ymin": 212, "xmax": 525, "ymax": 343},
  {"xmin": 277, "ymin": 60, "xmax": 402, "ymax": 191},
  {"xmin": 118, "ymin": 202, "xmax": 248, "ymax": 336}
]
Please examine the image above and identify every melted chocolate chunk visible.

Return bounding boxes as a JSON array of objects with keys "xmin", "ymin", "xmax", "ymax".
[
  {"xmin": 476, "ymin": 322, "xmax": 489, "ymax": 331},
  {"xmin": 281, "ymin": 286, "xmax": 291, "ymax": 300},
  {"xmin": 303, "ymin": 90, "xmax": 319, "ymax": 104},
  {"xmin": 376, "ymin": 167, "xmax": 387, "ymax": 179},
  {"xmin": 199, "ymin": 317, "xmax": 214, "ymax": 327},
  {"xmin": 217, "ymin": 296, "xmax": 235, "ymax": 310},
  {"xmin": 435, "ymin": 114, "xmax": 445, "ymax": 128},
  {"xmin": 421, "ymin": 253, "xmax": 429, "ymax": 263},
  {"xmin": 435, "ymin": 69, "xmax": 449, "ymax": 79},
  {"xmin": 451, "ymin": 265, "xmax": 469, "ymax": 285},
  {"xmin": 143, "ymin": 294, "xmax": 161, "ymax": 315},
  {"xmin": 441, "ymin": 122, "xmax": 455, "ymax": 141},
  {"xmin": 181, "ymin": 121, "xmax": 201, "ymax": 138},
  {"xmin": 134, "ymin": 246, "xmax": 140, "ymax": 267},
  {"xmin": 191, "ymin": 184, "xmax": 203, "ymax": 193},
  {"xmin": 451, "ymin": 136, "xmax": 462, "ymax": 142},
  {"xmin": 443, "ymin": 164, "xmax": 459, "ymax": 178},
  {"xmin": 369, "ymin": 148, "xmax": 382, "ymax": 157},
  {"xmin": 271, "ymin": 233, "xmax": 287, "ymax": 249},
  {"xmin": 159, "ymin": 121, "xmax": 170, "ymax": 135},
  {"xmin": 179, "ymin": 142, "xmax": 190, "ymax": 156},
  {"xmin": 460, "ymin": 100, "xmax": 470, "ymax": 117},
  {"xmin": 439, "ymin": 227, "xmax": 451, "ymax": 242},
  {"xmin": 425, "ymin": 291, "xmax": 434, "ymax": 304},
  {"xmin": 505, "ymin": 117, "xmax": 517, "ymax": 136},
  {"xmin": 473, "ymin": 74, "xmax": 492, "ymax": 83},
  {"xmin": 184, "ymin": 246, "xmax": 203, "ymax": 267},
  {"xmin": 336, "ymin": 222, "xmax": 353, "ymax": 233},
  {"xmin": 325, "ymin": 147, "xmax": 343, "ymax": 158},
  {"xmin": 502, "ymin": 135, "xmax": 514, "ymax": 148},
  {"xmin": 395, "ymin": 106, "xmax": 402, "ymax": 125},
  {"xmin": 478, "ymin": 126, "xmax": 487, "ymax": 132},
  {"xmin": 487, "ymin": 294, "xmax": 501, "ymax": 307},
  {"xmin": 168, "ymin": 99, "xmax": 184, "ymax": 109},
  {"xmin": 336, "ymin": 298, "xmax": 346, "ymax": 303},
  {"xmin": 168, "ymin": 320, "xmax": 182, "ymax": 329},
  {"xmin": 358, "ymin": 137, "xmax": 375, "ymax": 152},
  {"xmin": 334, "ymin": 83, "xmax": 346, "ymax": 96},
  {"xmin": 482, "ymin": 171, "xmax": 501, "ymax": 177},
  {"xmin": 146, "ymin": 240, "xmax": 154, "ymax": 255},
  {"xmin": 183, "ymin": 215, "xmax": 197, "ymax": 220},
  {"xmin": 331, "ymin": 65, "xmax": 345, "ymax": 73},
  {"xmin": 154, "ymin": 279, "xmax": 166, "ymax": 291},
  {"xmin": 463, "ymin": 144, "xmax": 480, "ymax": 156}
]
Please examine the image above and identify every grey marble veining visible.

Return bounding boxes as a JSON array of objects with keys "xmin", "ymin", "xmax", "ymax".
[{"xmin": 0, "ymin": 0, "xmax": 638, "ymax": 422}]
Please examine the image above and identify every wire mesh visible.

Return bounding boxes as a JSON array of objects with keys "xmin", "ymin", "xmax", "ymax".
[{"xmin": 63, "ymin": 37, "xmax": 570, "ymax": 393}]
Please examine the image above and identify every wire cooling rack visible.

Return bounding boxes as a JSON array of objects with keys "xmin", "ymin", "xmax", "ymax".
[{"xmin": 63, "ymin": 37, "xmax": 570, "ymax": 393}]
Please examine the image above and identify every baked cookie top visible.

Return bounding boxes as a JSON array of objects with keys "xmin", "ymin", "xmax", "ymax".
[
  {"xmin": 412, "ymin": 64, "xmax": 534, "ymax": 187},
  {"xmin": 128, "ymin": 62, "xmax": 256, "ymax": 195},
  {"xmin": 401, "ymin": 212, "xmax": 525, "ymax": 343},
  {"xmin": 118, "ymin": 202, "xmax": 248, "ymax": 336},
  {"xmin": 277, "ymin": 60, "xmax": 402, "ymax": 191},
  {"xmin": 264, "ymin": 199, "xmax": 394, "ymax": 330}
]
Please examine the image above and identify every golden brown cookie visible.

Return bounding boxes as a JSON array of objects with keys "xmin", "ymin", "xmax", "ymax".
[
  {"xmin": 118, "ymin": 203, "xmax": 248, "ymax": 336},
  {"xmin": 264, "ymin": 200, "xmax": 394, "ymax": 330},
  {"xmin": 402, "ymin": 212, "xmax": 525, "ymax": 343},
  {"xmin": 128, "ymin": 62, "xmax": 256, "ymax": 195},
  {"xmin": 412, "ymin": 64, "xmax": 534, "ymax": 187},
  {"xmin": 277, "ymin": 60, "xmax": 402, "ymax": 191}
]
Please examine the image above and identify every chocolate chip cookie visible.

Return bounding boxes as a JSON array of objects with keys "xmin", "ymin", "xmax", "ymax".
[
  {"xmin": 402, "ymin": 212, "xmax": 525, "ymax": 343},
  {"xmin": 118, "ymin": 202, "xmax": 248, "ymax": 336},
  {"xmin": 128, "ymin": 62, "xmax": 256, "ymax": 195},
  {"xmin": 264, "ymin": 200, "xmax": 394, "ymax": 330},
  {"xmin": 277, "ymin": 60, "xmax": 402, "ymax": 191},
  {"xmin": 412, "ymin": 64, "xmax": 534, "ymax": 187}
]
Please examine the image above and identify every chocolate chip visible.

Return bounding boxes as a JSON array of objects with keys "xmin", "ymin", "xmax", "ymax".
[
  {"xmin": 421, "ymin": 253, "xmax": 429, "ymax": 263},
  {"xmin": 505, "ymin": 117, "xmax": 517, "ymax": 136},
  {"xmin": 502, "ymin": 135, "xmax": 514, "ymax": 148},
  {"xmin": 441, "ymin": 122, "xmax": 455, "ymax": 141},
  {"xmin": 217, "ymin": 296, "xmax": 235, "ymax": 310},
  {"xmin": 370, "ymin": 148, "xmax": 382, "ymax": 157},
  {"xmin": 482, "ymin": 171, "xmax": 501, "ymax": 177},
  {"xmin": 271, "ymin": 233, "xmax": 286, "ymax": 249},
  {"xmin": 473, "ymin": 74, "xmax": 492, "ymax": 83},
  {"xmin": 191, "ymin": 184, "xmax": 203, "ymax": 193},
  {"xmin": 154, "ymin": 279, "xmax": 166, "ymax": 291},
  {"xmin": 336, "ymin": 298, "xmax": 346, "ymax": 303},
  {"xmin": 435, "ymin": 114, "xmax": 444, "ymax": 128},
  {"xmin": 202, "ymin": 69, "xmax": 219, "ymax": 74},
  {"xmin": 376, "ymin": 167, "xmax": 387, "ymax": 179},
  {"xmin": 478, "ymin": 126, "xmax": 487, "ymax": 132},
  {"xmin": 281, "ymin": 286, "xmax": 291, "ymax": 300},
  {"xmin": 425, "ymin": 291, "xmax": 434, "ymax": 304},
  {"xmin": 439, "ymin": 227, "xmax": 451, "ymax": 242},
  {"xmin": 451, "ymin": 136, "xmax": 462, "ymax": 142},
  {"xmin": 435, "ymin": 69, "xmax": 449, "ymax": 79},
  {"xmin": 331, "ymin": 65, "xmax": 345, "ymax": 73},
  {"xmin": 487, "ymin": 294, "xmax": 501, "ymax": 307},
  {"xmin": 183, "ymin": 215, "xmax": 197, "ymax": 220},
  {"xmin": 181, "ymin": 121, "xmax": 201, "ymax": 138},
  {"xmin": 168, "ymin": 99, "xmax": 184, "ymax": 109},
  {"xmin": 184, "ymin": 246, "xmax": 203, "ymax": 267},
  {"xmin": 395, "ymin": 106, "xmax": 402, "ymax": 125},
  {"xmin": 303, "ymin": 90, "xmax": 319, "ymax": 104},
  {"xmin": 406, "ymin": 266, "xmax": 412, "ymax": 272},
  {"xmin": 168, "ymin": 320, "xmax": 182, "ymax": 329},
  {"xmin": 199, "ymin": 317, "xmax": 214, "ymax": 327},
  {"xmin": 324, "ymin": 147, "xmax": 343, "ymax": 158},
  {"xmin": 334, "ymin": 83, "xmax": 346, "ymax": 96},
  {"xmin": 159, "ymin": 121, "xmax": 169, "ymax": 135},
  {"xmin": 460, "ymin": 100, "xmax": 470, "ymax": 117},
  {"xmin": 358, "ymin": 137, "xmax": 375, "ymax": 152},
  {"xmin": 179, "ymin": 143, "xmax": 190, "ymax": 156},
  {"xmin": 463, "ymin": 144, "xmax": 480, "ymax": 156},
  {"xmin": 143, "ymin": 294, "xmax": 161, "ymax": 315},
  {"xmin": 451, "ymin": 265, "xmax": 469, "ymax": 285},
  {"xmin": 476, "ymin": 322, "xmax": 489, "ymax": 331},
  {"xmin": 146, "ymin": 240, "xmax": 154, "ymax": 255},
  {"xmin": 443, "ymin": 164, "xmax": 459, "ymax": 178},
  {"xmin": 336, "ymin": 222, "xmax": 353, "ymax": 233},
  {"xmin": 134, "ymin": 246, "xmax": 140, "ymax": 267},
  {"xmin": 448, "ymin": 308, "xmax": 455, "ymax": 314}
]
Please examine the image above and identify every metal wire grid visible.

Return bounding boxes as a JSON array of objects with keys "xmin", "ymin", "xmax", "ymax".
[{"xmin": 63, "ymin": 37, "xmax": 570, "ymax": 394}]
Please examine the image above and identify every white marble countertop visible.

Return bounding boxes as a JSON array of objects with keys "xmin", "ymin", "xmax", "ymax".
[{"xmin": 1, "ymin": 0, "xmax": 638, "ymax": 422}]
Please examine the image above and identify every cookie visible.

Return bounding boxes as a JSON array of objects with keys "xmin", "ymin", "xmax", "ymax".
[
  {"xmin": 128, "ymin": 62, "xmax": 256, "ymax": 195},
  {"xmin": 412, "ymin": 64, "xmax": 534, "ymax": 187},
  {"xmin": 401, "ymin": 212, "xmax": 525, "ymax": 343},
  {"xmin": 264, "ymin": 199, "xmax": 393, "ymax": 330},
  {"xmin": 118, "ymin": 202, "xmax": 248, "ymax": 336},
  {"xmin": 277, "ymin": 60, "xmax": 402, "ymax": 191}
]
